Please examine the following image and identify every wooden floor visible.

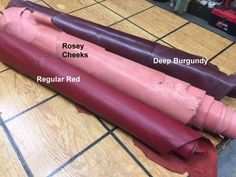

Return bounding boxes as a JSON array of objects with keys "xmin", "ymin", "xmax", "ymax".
[{"xmin": 0, "ymin": 0, "xmax": 236, "ymax": 177}]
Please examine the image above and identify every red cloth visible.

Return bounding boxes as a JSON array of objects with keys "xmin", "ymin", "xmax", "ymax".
[{"xmin": 212, "ymin": 8, "xmax": 236, "ymax": 23}]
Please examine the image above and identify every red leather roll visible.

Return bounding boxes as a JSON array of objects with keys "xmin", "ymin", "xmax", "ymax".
[
  {"xmin": 2, "ymin": 7, "xmax": 236, "ymax": 138},
  {"xmin": 7, "ymin": 0, "xmax": 236, "ymax": 100},
  {"xmin": 0, "ymin": 32, "xmax": 216, "ymax": 177}
]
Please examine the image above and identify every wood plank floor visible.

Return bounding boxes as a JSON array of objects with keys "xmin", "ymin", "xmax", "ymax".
[{"xmin": 0, "ymin": 0, "xmax": 235, "ymax": 176}]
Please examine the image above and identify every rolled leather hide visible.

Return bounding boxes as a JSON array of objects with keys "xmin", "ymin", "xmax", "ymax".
[
  {"xmin": 0, "ymin": 32, "xmax": 217, "ymax": 177},
  {"xmin": 7, "ymin": 0, "xmax": 236, "ymax": 100},
  {"xmin": 1, "ymin": 7, "xmax": 236, "ymax": 138}
]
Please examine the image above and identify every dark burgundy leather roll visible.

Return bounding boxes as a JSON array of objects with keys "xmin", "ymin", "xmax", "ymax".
[
  {"xmin": 7, "ymin": 0, "xmax": 236, "ymax": 100},
  {"xmin": 0, "ymin": 32, "xmax": 216, "ymax": 177}
]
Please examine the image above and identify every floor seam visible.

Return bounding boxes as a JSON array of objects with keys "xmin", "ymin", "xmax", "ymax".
[
  {"xmin": 97, "ymin": 117, "xmax": 112, "ymax": 130},
  {"xmin": 47, "ymin": 128, "xmax": 116, "ymax": 177},
  {"xmin": 159, "ymin": 21, "xmax": 191, "ymax": 39},
  {"xmin": 4, "ymin": 93, "xmax": 58, "ymax": 124},
  {"xmin": 157, "ymin": 39, "xmax": 177, "ymax": 48},
  {"xmin": 96, "ymin": 1, "xmax": 196, "ymax": 43},
  {"xmin": 0, "ymin": 67, "xmax": 11, "ymax": 74},
  {"xmin": 0, "ymin": 114, "xmax": 34, "ymax": 177},
  {"xmin": 97, "ymin": 117, "xmax": 153, "ymax": 177},
  {"xmin": 108, "ymin": 5, "xmax": 155, "ymax": 28},
  {"xmin": 95, "ymin": 0, "xmax": 159, "ymax": 39},
  {"xmin": 209, "ymin": 42, "xmax": 235, "ymax": 62},
  {"xmin": 110, "ymin": 132, "xmax": 153, "ymax": 177},
  {"xmin": 68, "ymin": 2, "xmax": 99, "ymax": 15},
  {"xmin": 41, "ymin": 0, "xmax": 53, "ymax": 9}
]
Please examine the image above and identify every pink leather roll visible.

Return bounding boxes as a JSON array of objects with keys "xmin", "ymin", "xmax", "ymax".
[
  {"xmin": 0, "ymin": 32, "xmax": 217, "ymax": 177},
  {"xmin": 1, "ymin": 7, "xmax": 235, "ymax": 138},
  {"xmin": 8, "ymin": 0, "xmax": 236, "ymax": 101}
]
